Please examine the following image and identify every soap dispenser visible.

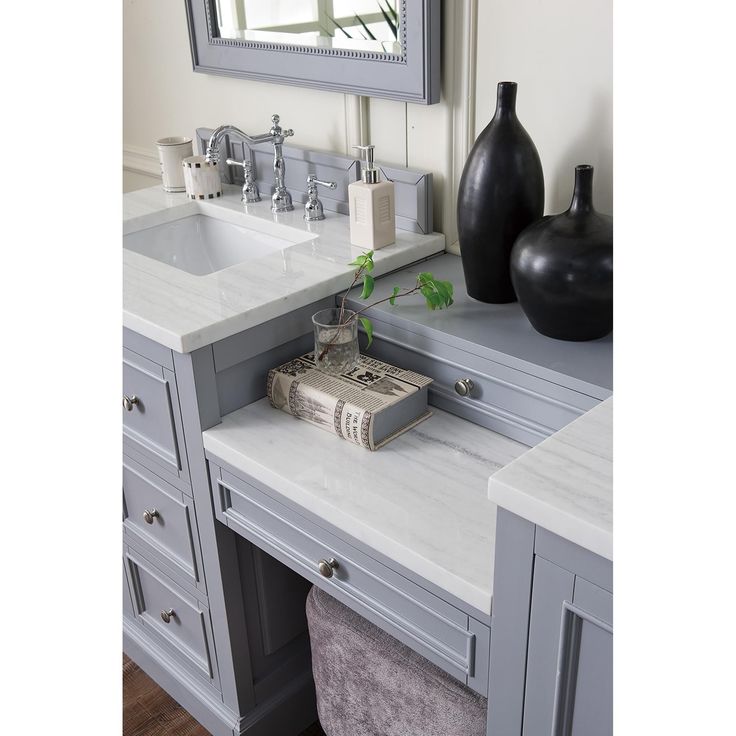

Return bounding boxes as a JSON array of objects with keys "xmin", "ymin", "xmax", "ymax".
[{"xmin": 349, "ymin": 145, "xmax": 396, "ymax": 249}]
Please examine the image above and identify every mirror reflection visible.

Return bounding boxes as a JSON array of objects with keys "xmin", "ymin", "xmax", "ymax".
[{"xmin": 214, "ymin": 0, "xmax": 402, "ymax": 55}]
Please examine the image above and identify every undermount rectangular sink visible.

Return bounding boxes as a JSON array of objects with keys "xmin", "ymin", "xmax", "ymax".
[{"xmin": 124, "ymin": 213, "xmax": 311, "ymax": 276}]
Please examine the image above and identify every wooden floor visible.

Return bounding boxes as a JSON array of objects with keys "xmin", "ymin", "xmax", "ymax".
[{"xmin": 123, "ymin": 655, "xmax": 326, "ymax": 736}]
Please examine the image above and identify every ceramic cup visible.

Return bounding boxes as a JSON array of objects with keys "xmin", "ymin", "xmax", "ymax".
[
  {"xmin": 156, "ymin": 136, "xmax": 193, "ymax": 192},
  {"xmin": 182, "ymin": 156, "xmax": 222, "ymax": 200}
]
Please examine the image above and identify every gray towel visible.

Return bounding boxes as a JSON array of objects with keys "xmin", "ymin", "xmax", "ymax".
[{"xmin": 306, "ymin": 585, "xmax": 487, "ymax": 736}]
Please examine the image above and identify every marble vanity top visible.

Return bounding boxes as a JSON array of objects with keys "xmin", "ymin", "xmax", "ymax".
[
  {"xmin": 203, "ymin": 399, "xmax": 529, "ymax": 616},
  {"xmin": 123, "ymin": 186, "xmax": 445, "ymax": 353},
  {"xmin": 488, "ymin": 398, "xmax": 613, "ymax": 559}
]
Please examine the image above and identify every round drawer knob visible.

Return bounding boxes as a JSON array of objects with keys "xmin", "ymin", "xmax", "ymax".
[
  {"xmin": 454, "ymin": 378, "xmax": 474, "ymax": 397},
  {"xmin": 143, "ymin": 508, "xmax": 160, "ymax": 524},
  {"xmin": 317, "ymin": 558, "xmax": 339, "ymax": 578},
  {"xmin": 123, "ymin": 395, "xmax": 139, "ymax": 411},
  {"xmin": 160, "ymin": 608, "xmax": 175, "ymax": 624}
]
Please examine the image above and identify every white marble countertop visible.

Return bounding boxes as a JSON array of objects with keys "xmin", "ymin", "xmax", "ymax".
[
  {"xmin": 488, "ymin": 398, "xmax": 613, "ymax": 559},
  {"xmin": 123, "ymin": 186, "xmax": 445, "ymax": 353},
  {"xmin": 203, "ymin": 399, "xmax": 529, "ymax": 616}
]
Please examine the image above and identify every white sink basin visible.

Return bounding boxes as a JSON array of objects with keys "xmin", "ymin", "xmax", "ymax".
[{"xmin": 124, "ymin": 214, "xmax": 310, "ymax": 276}]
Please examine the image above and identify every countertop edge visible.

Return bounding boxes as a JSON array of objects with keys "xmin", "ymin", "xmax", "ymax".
[{"xmin": 487, "ymin": 476, "xmax": 613, "ymax": 561}]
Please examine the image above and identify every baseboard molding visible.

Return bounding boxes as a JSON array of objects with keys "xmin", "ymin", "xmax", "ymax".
[
  {"xmin": 123, "ymin": 144, "xmax": 160, "ymax": 177},
  {"xmin": 124, "ymin": 618, "xmax": 317, "ymax": 736},
  {"xmin": 124, "ymin": 619, "xmax": 238, "ymax": 736}
]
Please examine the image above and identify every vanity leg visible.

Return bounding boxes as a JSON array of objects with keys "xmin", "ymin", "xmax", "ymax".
[{"xmin": 486, "ymin": 509, "xmax": 536, "ymax": 736}]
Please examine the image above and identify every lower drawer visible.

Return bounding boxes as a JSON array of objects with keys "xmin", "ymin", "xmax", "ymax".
[
  {"xmin": 124, "ymin": 545, "xmax": 219, "ymax": 689},
  {"xmin": 211, "ymin": 462, "xmax": 489, "ymax": 694}
]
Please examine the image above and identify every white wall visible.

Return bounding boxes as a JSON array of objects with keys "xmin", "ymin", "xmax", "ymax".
[
  {"xmin": 123, "ymin": 0, "xmax": 612, "ymax": 232},
  {"xmin": 474, "ymin": 0, "xmax": 613, "ymax": 215}
]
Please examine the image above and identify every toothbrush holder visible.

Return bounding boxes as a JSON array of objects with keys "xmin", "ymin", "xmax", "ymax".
[{"xmin": 181, "ymin": 156, "xmax": 222, "ymax": 200}]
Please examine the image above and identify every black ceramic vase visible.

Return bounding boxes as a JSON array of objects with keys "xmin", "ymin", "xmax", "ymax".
[
  {"xmin": 510, "ymin": 165, "xmax": 613, "ymax": 341},
  {"xmin": 457, "ymin": 81, "xmax": 544, "ymax": 303}
]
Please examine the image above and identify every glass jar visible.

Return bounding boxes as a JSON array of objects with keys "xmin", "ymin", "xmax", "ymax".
[{"xmin": 312, "ymin": 308, "xmax": 360, "ymax": 375}]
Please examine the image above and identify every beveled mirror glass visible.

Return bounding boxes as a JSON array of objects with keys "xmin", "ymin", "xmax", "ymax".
[{"xmin": 214, "ymin": 0, "xmax": 403, "ymax": 55}]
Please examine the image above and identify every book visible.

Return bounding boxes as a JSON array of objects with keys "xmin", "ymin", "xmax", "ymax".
[{"xmin": 266, "ymin": 352, "xmax": 433, "ymax": 451}]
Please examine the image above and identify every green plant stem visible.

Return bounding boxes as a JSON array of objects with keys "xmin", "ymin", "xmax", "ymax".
[
  {"xmin": 338, "ymin": 267, "xmax": 364, "ymax": 326},
  {"xmin": 342, "ymin": 285, "xmax": 422, "ymax": 323}
]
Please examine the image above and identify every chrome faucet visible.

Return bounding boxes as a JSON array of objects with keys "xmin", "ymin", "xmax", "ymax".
[{"xmin": 205, "ymin": 114, "xmax": 294, "ymax": 213}]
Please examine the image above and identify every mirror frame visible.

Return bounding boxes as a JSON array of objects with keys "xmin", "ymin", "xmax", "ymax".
[{"xmin": 184, "ymin": 0, "xmax": 440, "ymax": 104}]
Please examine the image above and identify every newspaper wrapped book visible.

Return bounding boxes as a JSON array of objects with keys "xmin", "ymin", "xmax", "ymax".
[{"xmin": 266, "ymin": 352, "xmax": 433, "ymax": 450}]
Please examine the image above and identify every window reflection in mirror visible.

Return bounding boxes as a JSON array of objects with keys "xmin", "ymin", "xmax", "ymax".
[{"xmin": 214, "ymin": 0, "xmax": 402, "ymax": 55}]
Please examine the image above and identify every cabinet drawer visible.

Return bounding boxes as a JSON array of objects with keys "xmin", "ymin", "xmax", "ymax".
[
  {"xmin": 365, "ymin": 317, "xmax": 599, "ymax": 446},
  {"xmin": 123, "ymin": 348, "xmax": 189, "ymax": 483},
  {"xmin": 124, "ymin": 546, "xmax": 218, "ymax": 688},
  {"xmin": 123, "ymin": 457, "xmax": 204, "ymax": 593},
  {"xmin": 211, "ymin": 464, "xmax": 486, "ymax": 693}
]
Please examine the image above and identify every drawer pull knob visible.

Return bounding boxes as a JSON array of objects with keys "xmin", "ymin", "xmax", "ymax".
[
  {"xmin": 123, "ymin": 395, "xmax": 139, "ymax": 411},
  {"xmin": 454, "ymin": 378, "xmax": 474, "ymax": 397},
  {"xmin": 143, "ymin": 508, "xmax": 160, "ymax": 524},
  {"xmin": 160, "ymin": 608, "xmax": 175, "ymax": 624},
  {"xmin": 317, "ymin": 558, "xmax": 339, "ymax": 578}
]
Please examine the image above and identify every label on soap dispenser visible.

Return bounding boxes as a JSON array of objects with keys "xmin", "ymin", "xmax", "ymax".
[{"xmin": 349, "ymin": 180, "xmax": 396, "ymax": 249}]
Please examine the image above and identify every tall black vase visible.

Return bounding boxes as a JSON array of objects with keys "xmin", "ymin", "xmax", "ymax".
[
  {"xmin": 510, "ymin": 165, "xmax": 613, "ymax": 341},
  {"xmin": 457, "ymin": 81, "xmax": 544, "ymax": 303}
]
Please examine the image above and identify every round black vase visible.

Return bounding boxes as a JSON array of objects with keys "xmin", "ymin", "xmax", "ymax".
[
  {"xmin": 457, "ymin": 81, "xmax": 544, "ymax": 303},
  {"xmin": 510, "ymin": 165, "xmax": 613, "ymax": 341}
]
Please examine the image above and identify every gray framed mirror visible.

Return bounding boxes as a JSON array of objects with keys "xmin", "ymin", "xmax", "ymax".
[{"xmin": 185, "ymin": 1, "xmax": 440, "ymax": 104}]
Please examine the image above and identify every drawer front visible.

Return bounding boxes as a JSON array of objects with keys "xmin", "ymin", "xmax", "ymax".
[
  {"xmin": 123, "ymin": 348, "xmax": 189, "ymax": 482},
  {"xmin": 212, "ymin": 465, "xmax": 484, "ymax": 692},
  {"xmin": 124, "ymin": 546, "xmax": 218, "ymax": 687},
  {"xmin": 366, "ymin": 318, "xmax": 599, "ymax": 446},
  {"xmin": 123, "ymin": 457, "xmax": 204, "ymax": 593}
]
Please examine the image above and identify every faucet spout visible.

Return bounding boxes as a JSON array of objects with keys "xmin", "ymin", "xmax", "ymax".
[{"xmin": 205, "ymin": 124, "xmax": 274, "ymax": 163}]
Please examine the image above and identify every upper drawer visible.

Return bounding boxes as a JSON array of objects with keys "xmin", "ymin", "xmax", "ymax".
[
  {"xmin": 123, "ymin": 348, "xmax": 189, "ymax": 483},
  {"xmin": 364, "ymin": 316, "xmax": 600, "ymax": 446},
  {"xmin": 211, "ymin": 463, "xmax": 488, "ymax": 694},
  {"xmin": 124, "ymin": 545, "xmax": 218, "ymax": 688},
  {"xmin": 123, "ymin": 457, "xmax": 204, "ymax": 594}
]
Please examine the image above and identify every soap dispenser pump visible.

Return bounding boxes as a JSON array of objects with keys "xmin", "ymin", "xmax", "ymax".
[{"xmin": 349, "ymin": 144, "xmax": 396, "ymax": 250}]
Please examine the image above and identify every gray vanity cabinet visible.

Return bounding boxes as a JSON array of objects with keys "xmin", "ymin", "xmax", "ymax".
[
  {"xmin": 523, "ymin": 558, "xmax": 612, "ymax": 736},
  {"xmin": 488, "ymin": 510, "xmax": 613, "ymax": 736}
]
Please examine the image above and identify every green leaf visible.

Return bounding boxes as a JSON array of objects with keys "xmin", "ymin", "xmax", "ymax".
[
  {"xmin": 354, "ymin": 13, "xmax": 377, "ymax": 40},
  {"xmin": 360, "ymin": 274, "xmax": 375, "ymax": 300},
  {"xmin": 417, "ymin": 271, "xmax": 434, "ymax": 286},
  {"xmin": 389, "ymin": 286, "xmax": 400, "ymax": 306},
  {"xmin": 434, "ymin": 280, "xmax": 451, "ymax": 303},
  {"xmin": 358, "ymin": 316, "xmax": 374, "ymax": 348}
]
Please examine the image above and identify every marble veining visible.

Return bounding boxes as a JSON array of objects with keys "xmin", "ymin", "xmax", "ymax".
[
  {"xmin": 123, "ymin": 186, "xmax": 445, "ymax": 352},
  {"xmin": 203, "ymin": 399, "xmax": 529, "ymax": 615},
  {"xmin": 488, "ymin": 398, "xmax": 612, "ymax": 559}
]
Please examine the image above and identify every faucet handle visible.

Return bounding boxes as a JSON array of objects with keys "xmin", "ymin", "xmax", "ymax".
[
  {"xmin": 226, "ymin": 158, "xmax": 261, "ymax": 203},
  {"xmin": 270, "ymin": 114, "xmax": 293, "ymax": 139},
  {"xmin": 306, "ymin": 174, "xmax": 337, "ymax": 190},
  {"xmin": 304, "ymin": 174, "xmax": 337, "ymax": 222}
]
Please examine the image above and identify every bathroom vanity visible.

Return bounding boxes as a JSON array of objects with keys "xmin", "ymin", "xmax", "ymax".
[{"xmin": 123, "ymin": 184, "xmax": 612, "ymax": 736}]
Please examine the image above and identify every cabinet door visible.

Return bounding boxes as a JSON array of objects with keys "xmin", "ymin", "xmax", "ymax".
[{"xmin": 523, "ymin": 557, "xmax": 612, "ymax": 736}]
